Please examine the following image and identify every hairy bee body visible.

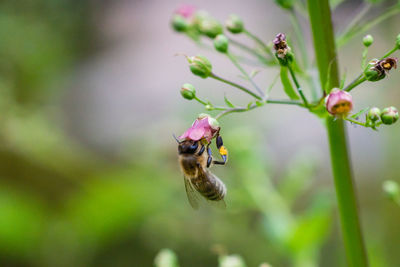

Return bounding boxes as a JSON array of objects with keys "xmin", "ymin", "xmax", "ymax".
[{"xmin": 178, "ymin": 140, "xmax": 226, "ymax": 209}]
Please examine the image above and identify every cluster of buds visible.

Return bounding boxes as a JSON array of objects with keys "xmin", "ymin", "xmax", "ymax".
[
  {"xmin": 171, "ymin": 5, "xmax": 224, "ymax": 39},
  {"xmin": 179, "ymin": 114, "xmax": 220, "ymax": 142},
  {"xmin": 273, "ymin": 33, "xmax": 293, "ymax": 66},
  {"xmin": 364, "ymin": 57, "xmax": 398, "ymax": 82},
  {"xmin": 366, "ymin": 106, "xmax": 398, "ymax": 126},
  {"xmin": 325, "ymin": 89, "xmax": 353, "ymax": 117}
]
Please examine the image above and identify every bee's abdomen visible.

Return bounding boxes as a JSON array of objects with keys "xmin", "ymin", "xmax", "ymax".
[{"xmin": 192, "ymin": 173, "xmax": 226, "ymax": 201}]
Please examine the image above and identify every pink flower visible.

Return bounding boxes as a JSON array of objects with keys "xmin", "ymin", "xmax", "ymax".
[
  {"xmin": 325, "ymin": 89, "xmax": 353, "ymax": 116},
  {"xmin": 175, "ymin": 5, "xmax": 196, "ymax": 19},
  {"xmin": 179, "ymin": 114, "xmax": 219, "ymax": 142}
]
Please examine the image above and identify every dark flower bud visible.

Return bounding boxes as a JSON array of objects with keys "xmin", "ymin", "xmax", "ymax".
[
  {"xmin": 171, "ymin": 15, "xmax": 188, "ymax": 32},
  {"xmin": 180, "ymin": 83, "xmax": 196, "ymax": 100},
  {"xmin": 213, "ymin": 34, "xmax": 229, "ymax": 53},
  {"xmin": 273, "ymin": 33, "xmax": 293, "ymax": 66},
  {"xmin": 199, "ymin": 18, "xmax": 223, "ymax": 38},
  {"xmin": 367, "ymin": 107, "xmax": 381, "ymax": 122},
  {"xmin": 225, "ymin": 14, "xmax": 244, "ymax": 34},
  {"xmin": 364, "ymin": 59, "xmax": 385, "ymax": 82},
  {"xmin": 363, "ymin": 35, "xmax": 374, "ymax": 47},
  {"xmin": 187, "ymin": 55, "xmax": 212, "ymax": 78},
  {"xmin": 381, "ymin": 106, "xmax": 399, "ymax": 125}
]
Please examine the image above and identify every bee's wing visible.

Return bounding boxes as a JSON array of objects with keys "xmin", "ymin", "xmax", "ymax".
[{"xmin": 183, "ymin": 176, "xmax": 201, "ymax": 210}]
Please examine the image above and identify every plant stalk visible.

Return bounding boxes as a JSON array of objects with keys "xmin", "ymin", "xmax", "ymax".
[{"xmin": 307, "ymin": 0, "xmax": 368, "ymax": 266}]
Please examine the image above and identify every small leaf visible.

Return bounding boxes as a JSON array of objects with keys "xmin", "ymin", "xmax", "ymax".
[
  {"xmin": 224, "ymin": 95, "xmax": 235, "ymax": 108},
  {"xmin": 350, "ymin": 107, "xmax": 369, "ymax": 119},
  {"xmin": 255, "ymin": 100, "xmax": 264, "ymax": 107},
  {"xmin": 247, "ymin": 101, "xmax": 254, "ymax": 109},
  {"xmin": 280, "ymin": 67, "xmax": 300, "ymax": 100}
]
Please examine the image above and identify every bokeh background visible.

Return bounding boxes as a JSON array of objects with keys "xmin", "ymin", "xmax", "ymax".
[{"xmin": 0, "ymin": 0, "xmax": 400, "ymax": 266}]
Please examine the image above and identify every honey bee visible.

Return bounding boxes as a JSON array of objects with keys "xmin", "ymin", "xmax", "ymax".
[{"xmin": 176, "ymin": 134, "xmax": 228, "ymax": 209}]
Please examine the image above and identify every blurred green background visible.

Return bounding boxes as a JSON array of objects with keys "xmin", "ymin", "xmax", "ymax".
[{"xmin": 0, "ymin": 0, "xmax": 400, "ymax": 266}]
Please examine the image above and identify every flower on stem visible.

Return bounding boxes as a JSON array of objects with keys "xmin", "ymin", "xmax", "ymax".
[
  {"xmin": 273, "ymin": 33, "xmax": 293, "ymax": 66},
  {"xmin": 363, "ymin": 34, "xmax": 374, "ymax": 47},
  {"xmin": 214, "ymin": 34, "xmax": 229, "ymax": 53},
  {"xmin": 364, "ymin": 57, "xmax": 398, "ymax": 81},
  {"xmin": 179, "ymin": 114, "xmax": 220, "ymax": 142},
  {"xmin": 187, "ymin": 55, "xmax": 212, "ymax": 78},
  {"xmin": 225, "ymin": 14, "xmax": 244, "ymax": 34},
  {"xmin": 325, "ymin": 89, "xmax": 353, "ymax": 116},
  {"xmin": 180, "ymin": 83, "xmax": 196, "ymax": 100},
  {"xmin": 380, "ymin": 106, "xmax": 398, "ymax": 125}
]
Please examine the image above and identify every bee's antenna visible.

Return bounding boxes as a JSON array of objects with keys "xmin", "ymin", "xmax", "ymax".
[{"xmin": 172, "ymin": 134, "xmax": 181, "ymax": 143}]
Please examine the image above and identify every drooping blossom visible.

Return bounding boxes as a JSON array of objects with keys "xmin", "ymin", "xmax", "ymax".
[
  {"xmin": 179, "ymin": 114, "xmax": 219, "ymax": 142},
  {"xmin": 325, "ymin": 89, "xmax": 353, "ymax": 116},
  {"xmin": 273, "ymin": 33, "xmax": 289, "ymax": 59}
]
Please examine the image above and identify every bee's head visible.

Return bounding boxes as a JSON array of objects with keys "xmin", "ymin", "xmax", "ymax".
[{"xmin": 178, "ymin": 140, "xmax": 199, "ymax": 154}]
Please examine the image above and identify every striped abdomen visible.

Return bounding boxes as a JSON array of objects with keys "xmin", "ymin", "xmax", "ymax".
[{"xmin": 191, "ymin": 170, "xmax": 226, "ymax": 201}]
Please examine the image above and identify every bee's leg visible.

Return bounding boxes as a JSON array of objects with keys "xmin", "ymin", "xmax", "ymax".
[
  {"xmin": 213, "ymin": 135, "xmax": 228, "ymax": 165},
  {"xmin": 206, "ymin": 144, "xmax": 213, "ymax": 168},
  {"xmin": 197, "ymin": 144, "xmax": 206, "ymax": 156}
]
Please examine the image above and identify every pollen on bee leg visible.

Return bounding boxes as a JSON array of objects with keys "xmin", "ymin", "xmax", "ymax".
[{"xmin": 219, "ymin": 146, "xmax": 228, "ymax": 156}]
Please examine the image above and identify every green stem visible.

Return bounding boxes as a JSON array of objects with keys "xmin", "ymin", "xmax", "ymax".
[
  {"xmin": 308, "ymin": 1, "xmax": 369, "ymax": 266},
  {"xmin": 226, "ymin": 52, "xmax": 265, "ymax": 97},
  {"xmin": 194, "ymin": 96, "xmax": 207, "ymax": 106},
  {"xmin": 209, "ymin": 73, "xmax": 262, "ymax": 100},
  {"xmin": 344, "ymin": 75, "xmax": 366, "ymax": 92},
  {"xmin": 380, "ymin": 46, "xmax": 398, "ymax": 59},
  {"xmin": 337, "ymin": 4, "xmax": 400, "ymax": 48},
  {"xmin": 344, "ymin": 117, "xmax": 366, "ymax": 127},
  {"xmin": 228, "ymin": 38, "xmax": 273, "ymax": 65},
  {"xmin": 243, "ymin": 29, "xmax": 274, "ymax": 58},
  {"xmin": 288, "ymin": 65, "xmax": 309, "ymax": 108}
]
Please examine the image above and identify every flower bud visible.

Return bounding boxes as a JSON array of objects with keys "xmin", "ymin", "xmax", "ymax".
[
  {"xmin": 273, "ymin": 33, "xmax": 293, "ymax": 66},
  {"xmin": 213, "ymin": 34, "xmax": 229, "ymax": 53},
  {"xmin": 199, "ymin": 18, "xmax": 223, "ymax": 38},
  {"xmin": 364, "ymin": 67, "xmax": 385, "ymax": 82},
  {"xmin": 188, "ymin": 55, "xmax": 212, "ymax": 78},
  {"xmin": 383, "ymin": 180, "xmax": 400, "ymax": 201},
  {"xmin": 367, "ymin": 107, "xmax": 381, "ymax": 122},
  {"xmin": 225, "ymin": 14, "xmax": 244, "ymax": 34},
  {"xmin": 325, "ymin": 89, "xmax": 353, "ymax": 116},
  {"xmin": 180, "ymin": 83, "xmax": 196, "ymax": 100},
  {"xmin": 363, "ymin": 34, "xmax": 374, "ymax": 47},
  {"xmin": 171, "ymin": 15, "xmax": 188, "ymax": 32},
  {"xmin": 396, "ymin": 33, "xmax": 400, "ymax": 49},
  {"xmin": 380, "ymin": 106, "xmax": 399, "ymax": 125}
]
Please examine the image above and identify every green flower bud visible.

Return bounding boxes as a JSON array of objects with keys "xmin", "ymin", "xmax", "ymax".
[
  {"xmin": 188, "ymin": 55, "xmax": 212, "ymax": 78},
  {"xmin": 367, "ymin": 107, "xmax": 381, "ymax": 122},
  {"xmin": 363, "ymin": 34, "xmax": 374, "ymax": 47},
  {"xmin": 274, "ymin": 0, "xmax": 294, "ymax": 9},
  {"xmin": 381, "ymin": 106, "xmax": 399, "ymax": 125},
  {"xmin": 225, "ymin": 14, "xmax": 244, "ymax": 34},
  {"xmin": 396, "ymin": 33, "xmax": 400, "ymax": 49},
  {"xmin": 171, "ymin": 15, "xmax": 188, "ymax": 32},
  {"xmin": 213, "ymin": 34, "xmax": 229, "ymax": 53},
  {"xmin": 383, "ymin": 180, "xmax": 400, "ymax": 201},
  {"xmin": 180, "ymin": 83, "xmax": 196, "ymax": 100},
  {"xmin": 364, "ymin": 67, "xmax": 385, "ymax": 82},
  {"xmin": 199, "ymin": 18, "xmax": 223, "ymax": 38}
]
